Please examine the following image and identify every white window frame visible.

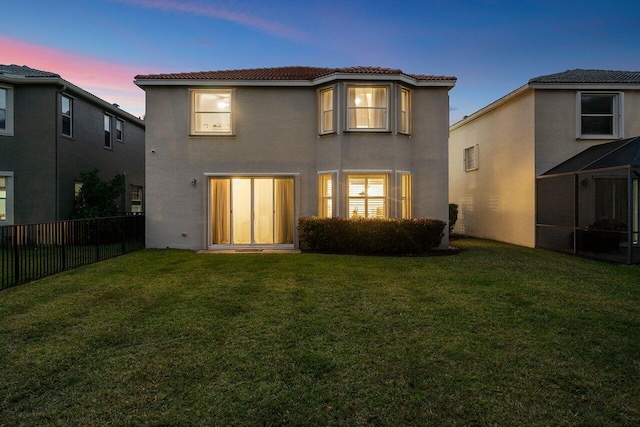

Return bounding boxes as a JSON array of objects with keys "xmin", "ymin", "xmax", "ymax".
[
  {"xmin": 0, "ymin": 84, "xmax": 15, "ymax": 136},
  {"xmin": 116, "ymin": 118, "xmax": 124, "ymax": 142},
  {"xmin": 190, "ymin": 89, "xmax": 234, "ymax": 136},
  {"xmin": 318, "ymin": 86, "xmax": 335, "ymax": 135},
  {"xmin": 318, "ymin": 172, "xmax": 337, "ymax": 217},
  {"xmin": 346, "ymin": 84, "xmax": 390, "ymax": 132},
  {"xmin": 398, "ymin": 171, "xmax": 413, "ymax": 219},
  {"xmin": 0, "ymin": 172, "xmax": 14, "ymax": 225},
  {"xmin": 61, "ymin": 94, "xmax": 73, "ymax": 138},
  {"xmin": 346, "ymin": 173, "xmax": 388, "ymax": 218},
  {"xmin": 464, "ymin": 145, "xmax": 478, "ymax": 171},
  {"xmin": 131, "ymin": 185, "xmax": 143, "ymax": 213},
  {"xmin": 576, "ymin": 91, "xmax": 623, "ymax": 139},
  {"xmin": 399, "ymin": 87, "xmax": 412, "ymax": 135},
  {"xmin": 104, "ymin": 114, "xmax": 113, "ymax": 149}
]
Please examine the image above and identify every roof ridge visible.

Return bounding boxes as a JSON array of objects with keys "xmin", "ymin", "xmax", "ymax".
[{"xmin": 134, "ymin": 65, "xmax": 456, "ymax": 82}]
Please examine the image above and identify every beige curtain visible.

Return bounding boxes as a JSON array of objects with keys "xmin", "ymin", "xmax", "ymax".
[
  {"xmin": 210, "ymin": 179, "xmax": 230, "ymax": 244},
  {"xmin": 275, "ymin": 178, "xmax": 294, "ymax": 244}
]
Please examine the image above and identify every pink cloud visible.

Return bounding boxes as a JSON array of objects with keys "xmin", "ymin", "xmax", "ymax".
[
  {"xmin": 111, "ymin": 0, "xmax": 307, "ymax": 40},
  {"xmin": 1, "ymin": 36, "xmax": 147, "ymax": 118}
]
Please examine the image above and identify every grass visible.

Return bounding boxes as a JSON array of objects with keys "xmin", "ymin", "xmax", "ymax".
[{"xmin": 0, "ymin": 238, "xmax": 639, "ymax": 426}]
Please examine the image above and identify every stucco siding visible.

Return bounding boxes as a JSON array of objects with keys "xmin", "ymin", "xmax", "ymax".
[
  {"xmin": 449, "ymin": 90, "xmax": 536, "ymax": 247},
  {"xmin": 144, "ymin": 83, "xmax": 452, "ymax": 250}
]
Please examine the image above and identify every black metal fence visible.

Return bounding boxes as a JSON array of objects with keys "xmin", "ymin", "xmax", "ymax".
[{"xmin": 1, "ymin": 214, "xmax": 144, "ymax": 290}]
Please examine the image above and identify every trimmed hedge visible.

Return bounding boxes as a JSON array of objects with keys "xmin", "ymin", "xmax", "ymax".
[{"xmin": 298, "ymin": 217, "xmax": 446, "ymax": 255}]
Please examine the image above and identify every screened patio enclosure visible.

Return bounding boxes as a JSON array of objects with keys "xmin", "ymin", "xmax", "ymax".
[{"xmin": 536, "ymin": 136, "xmax": 640, "ymax": 264}]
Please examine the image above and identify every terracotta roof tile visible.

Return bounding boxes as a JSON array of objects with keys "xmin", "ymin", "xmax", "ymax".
[
  {"xmin": 135, "ymin": 66, "xmax": 456, "ymax": 82},
  {"xmin": 529, "ymin": 69, "xmax": 640, "ymax": 84}
]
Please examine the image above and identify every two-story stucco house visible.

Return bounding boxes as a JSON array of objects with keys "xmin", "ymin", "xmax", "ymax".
[
  {"xmin": 449, "ymin": 69, "xmax": 640, "ymax": 261},
  {"xmin": 135, "ymin": 66, "xmax": 456, "ymax": 250},
  {"xmin": 0, "ymin": 64, "xmax": 145, "ymax": 225}
]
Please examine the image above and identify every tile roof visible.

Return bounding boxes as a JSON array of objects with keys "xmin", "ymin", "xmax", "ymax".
[
  {"xmin": 529, "ymin": 69, "xmax": 640, "ymax": 84},
  {"xmin": 0, "ymin": 64, "xmax": 60, "ymax": 78},
  {"xmin": 135, "ymin": 66, "xmax": 456, "ymax": 82}
]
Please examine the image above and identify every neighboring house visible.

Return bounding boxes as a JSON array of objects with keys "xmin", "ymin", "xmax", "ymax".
[
  {"xmin": 0, "ymin": 64, "xmax": 145, "ymax": 225},
  {"xmin": 449, "ymin": 69, "xmax": 640, "ymax": 254},
  {"xmin": 135, "ymin": 66, "xmax": 456, "ymax": 250}
]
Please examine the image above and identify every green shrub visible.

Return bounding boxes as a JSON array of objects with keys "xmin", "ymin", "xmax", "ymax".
[
  {"xmin": 449, "ymin": 203, "xmax": 459, "ymax": 233},
  {"xmin": 298, "ymin": 217, "xmax": 445, "ymax": 255}
]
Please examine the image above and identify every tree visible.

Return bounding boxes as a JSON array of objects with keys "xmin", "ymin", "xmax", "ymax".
[{"xmin": 70, "ymin": 169, "xmax": 125, "ymax": 219}]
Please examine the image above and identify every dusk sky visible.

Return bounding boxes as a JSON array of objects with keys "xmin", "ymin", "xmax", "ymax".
[{"xmin": 3, "ymin": 0, "xmax": 639, "ymax": 122}]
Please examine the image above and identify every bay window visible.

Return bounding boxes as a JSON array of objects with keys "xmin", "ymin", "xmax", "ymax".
[
  {"xmin": 318, "ymin": 173, "xmax": 334, "ymax": 217},
  {"xmin": 401, "ymin": 173, "xmax": 413, "ymax": 219},
  {"xmin": 191, "ymin": 89, "xmax": 233, "ymax": 135},
  {"xmin": 400, "ymin": 87, "xmax": 411, "ymax": 134},
  {"xmin": 319, "ymin": 87, "xmax": 334, "ymax": 134},
  {"xmin": 348, "ymin": 174, "xmax": 387, "ymax": 218},
  {"xmin": 347, "ymin": 86, "xmax": 388, "ymax": 131}
]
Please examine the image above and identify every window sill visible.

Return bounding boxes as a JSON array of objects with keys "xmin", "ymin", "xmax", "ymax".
[
  {"xmin": 576, "ymin": 135, "xmax": 619, "ymax": 141},
  {"xmin": 189, "ymin": 133, "xmax": 236, "ymax": 138},
  {"xmin": 61, "ymin": 135, "xmax": 74, "ymax": 141},
  {"xmin": 344, "ymin": 129, "xmax": 392, "ymax": 134}
]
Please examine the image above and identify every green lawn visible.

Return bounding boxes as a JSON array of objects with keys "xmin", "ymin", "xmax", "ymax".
[{"xmin": 1, "ymin": 238, "xmax": 638, "ymax": 426}]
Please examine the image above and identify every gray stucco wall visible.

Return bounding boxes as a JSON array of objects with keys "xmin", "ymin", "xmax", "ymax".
[{"xmin": 144, "ymin": 82, "xmax": 451, "ymax": 250}]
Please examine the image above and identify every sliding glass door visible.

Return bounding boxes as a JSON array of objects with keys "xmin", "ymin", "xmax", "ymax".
[{"xmin": 210, "ymin": 177, "xmax": 294, "ymax": 246}]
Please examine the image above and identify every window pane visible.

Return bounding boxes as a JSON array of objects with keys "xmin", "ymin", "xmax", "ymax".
[
  {"xmin": 367, "ymin": 178, "xmax": 385, "ymax": 196},
  {"xmin": 195, "ymin": 112, "xmax": 231, "ymax": 132},
  {"xmin": 211, "ymin": 179, "xmax": 230, "ymax": 244},
  {"xmin": 322, "ymin": 89, "xmax": 333, "ymax": 110},
  {"xmin": 348, "ymin": 87, "xmax": 386, "ymax": 108},
  {"xmin": 196, "ymin": 92, "xmax": 231, "ymax": 112},
  {"xmin": 61, "ymin": 96, "xmax": 71, "ymax": 116},
  {"xmin": 349, "ymin": 177, "xmax": 366, "ymax": 196},
  {"xmin": 581, "ymin": 95, "xmax": 613, "ymax": 114},
  {"xmin": 368, "ymin": 198, "xmax": 385, "ymax": 218},
  {"xmin": 275, "ymin": 178, "xmax": 294, "ymax": 244},
  {"xmin": 349, "ymin": 199, "xmax": 365, "ymax": 218},
  {"xmin": 0, "ymin": 110, "xmax": 5, "ymax": 130},
  {"xmin": 62, "ymin": 116, "xmax": 71, "ymax": 136},
  {"xmin": 582, "ymin": 116, "xmax": 613, "ymax": 135},
  {"xmin": 0, "ymin": 88, "xmax": 5, "ymax": 109}
]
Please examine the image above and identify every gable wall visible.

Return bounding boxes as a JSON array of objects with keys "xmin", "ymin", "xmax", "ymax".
[{"xmin": 449, "ymin": 90, "xmax": 536, "ymax": 247}]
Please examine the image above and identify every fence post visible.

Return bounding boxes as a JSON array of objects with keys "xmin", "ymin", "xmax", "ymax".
[
  {"xmin": 61, "ymin": 221, "xmax": 67, "ymax": 271},
  {"xmin": 13, "ymin": 226, "xmax": 20, "ymax": 285},
  {"xmin": 121, "ymin": 217, "xmax": 126, "ymax": 255}
]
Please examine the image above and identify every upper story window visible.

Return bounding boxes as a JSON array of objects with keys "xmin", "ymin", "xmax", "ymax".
[
  {"xmin": 61, "ymin": 95, "xmax": 73, "ymax": 137},
  {"xmin": 319, "ymin": 87, "xmax": 334, "ymax": 134},
  {"xmin": 116, "ymin": 118, "xmax": 124, "ymax": 141},
  {"xmin": 399, "ymin": 87, "xmax": 411, "ymax": 134},
  {"xmin": 347, "ymin": 85, "xmax": 388, "ymax": 131},
  {"xmin": 464, "ymin": 145, "xmax": 478, "ymax": 171},
  {"xmin": 0, "ymin": 85, "xmax": 14, "ymax": 136},
  {"xmin": 578, "ymin": 92, "xmax": 622, "ymax": 139},
  {"xmin": 104, "ymin": 114, "xmax": 112, "ymax": 149},
  {"xmin": 191, "ymin": 89, "xmax": 233, "ymax": 135}
]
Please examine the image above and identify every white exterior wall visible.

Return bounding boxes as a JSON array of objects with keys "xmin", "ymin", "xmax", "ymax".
[
  {"xmin": 144, "ymin": 83, "xmax": 452, "ymax": 250},
  {"xmin": 449, "ymin": 90, "xmax": 536, "ymax": 247}
]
